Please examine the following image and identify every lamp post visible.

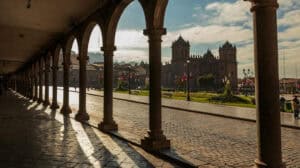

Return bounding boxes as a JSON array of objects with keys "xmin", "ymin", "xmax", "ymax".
[
  {"xmin": 128, "ymin": 65, "xmax": 131, "ymax": 94},
  {"xmin": 186, "ymin": 59, "xmax": 191, "ymax": 101}
]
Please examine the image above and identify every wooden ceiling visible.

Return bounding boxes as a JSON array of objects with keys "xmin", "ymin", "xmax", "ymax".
[{"xmin": 0, "ymin": 0, "xmax": 105, "ymax": 75}]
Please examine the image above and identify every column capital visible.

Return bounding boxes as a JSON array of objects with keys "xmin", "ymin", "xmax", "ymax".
[
  {"xmin": 246, "ymin": 0, "xmax": 279, "ymax": 12},
  {"xmin": 62, "ymin": 61, "xmax": 70, "ymax": 66},
  {"xmin": 101, "ymin": 46, "xmax": 116, "ymax": 57},
  {"xmin": 143, "ymin": 28, "xmax": 166, "ymax": 37},
  {"xmin": 101, "ymin": 46, "xmax": 116, "ymax": 53},
  {"xmin": 77, "ymin": 56, "xmax": 89, "ymax": 62},
  {"xmin": 52, "ymin": 66, "xmax": 59, "ymax": 70}
]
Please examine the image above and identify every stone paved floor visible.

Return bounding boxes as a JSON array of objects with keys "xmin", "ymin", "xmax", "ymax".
[
  {"xmin": 89, "ymin": 89, "xmax": 300, "ymax": 128},
  {"xmin": 51, "ymin": 88, "xmax": 300, "ymax": 168},
  {"xmin": 0, "ymin": 91, "xmax": 179, "ymax": 168},
  {"xmin": 56, "ymin": 87, "xmax": 300, "ymax": 129}
]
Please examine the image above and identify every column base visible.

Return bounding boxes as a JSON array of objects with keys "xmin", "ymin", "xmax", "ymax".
[
  {"xmin": 141, "ymin": 130, "xmax": 170, "ymax": 151},
  {"xmin": 37, "ymin": 99, "xmax": 43, "ymax": 104},
  {"xmin": 98, "ymin": 121, "xmax": 118, "ymax": 132},
  {"xmin": 60, "ymin": 105, "xmax": 72, "ymax": 115},
  {"xmin": 50, "ymin": 103, "xmax": 59, "ymax": 109},
  {"xmin": 254, "ymin": 159, "xmax": 286, "ymax": 168},
  {"xmin": 32, "ymin": 97, "xmax": 37, "ymax": 101},
  {"xmin": 43, "ymin": 100, "xmax": 50, "ymax": 106},
  {"xmin": 75, "ymin": 111, "xmax": 90, "ymax": 122}
]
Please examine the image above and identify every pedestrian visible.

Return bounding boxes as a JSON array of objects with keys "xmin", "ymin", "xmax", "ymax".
[
  {"xmin": 280, "ymin": 97, "xmax": 286, "ymax": 112},
  {"xmin": 292, "ymin": 95, "xmax": 299, "ymax": 119},
  {"xmin": 0, "ymin": 78, "xmax": 2, "ymax": 96}
]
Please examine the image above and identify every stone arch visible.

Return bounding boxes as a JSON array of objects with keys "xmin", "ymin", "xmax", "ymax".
[
  {"xmin": 63, "ymin": 35, "xmax": 78, "ymax": 66},
  {"xmin": 138, "ymin": 0, "xmax": 168, "ymax": 30},
  {"xmin": 52, "ymin": 44, "xmax": 63, "ymax": 68},
  {"xmin": 103, "ymin": 0, "xmax": 135, "ymax": 48},
  {"xmin": 79, "ymin": 21, "xmax": 103, "ymax": 55},
  {"xmin": 153, "ymin": 0, "xmax": 168, "ymax": 28}
]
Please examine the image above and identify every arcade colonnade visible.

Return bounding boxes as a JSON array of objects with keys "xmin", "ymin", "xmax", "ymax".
[{"xmin": 6, "ymin": 0, "xmax": 284, "ymax": 167}]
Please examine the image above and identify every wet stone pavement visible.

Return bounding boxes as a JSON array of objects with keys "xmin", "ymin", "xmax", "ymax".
[
  {"xmin": 0, "ymin": 91, "xmax": 179, "ymax": 168},
  {"xmin": 53, "ymin": 89, "xmax": 300, "ymax": 168}
]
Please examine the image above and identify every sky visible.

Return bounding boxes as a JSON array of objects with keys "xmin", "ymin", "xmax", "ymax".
[{"xmin": 71, "ymin": 0, "xmax": 300, "ymax": 78}]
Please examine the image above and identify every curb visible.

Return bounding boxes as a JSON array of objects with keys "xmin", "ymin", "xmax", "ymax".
[{"xmin": 62, "ymin": 89, "xmax": 300, "ymax": 130}]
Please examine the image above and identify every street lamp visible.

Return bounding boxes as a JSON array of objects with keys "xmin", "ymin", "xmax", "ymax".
[
  {"xmin": 128, "ymin": 65, "xmax": 131, "ymax": 94},
  {"xmin": 186, "ymin": 59, "xmax": 191, "ymax": 101}
]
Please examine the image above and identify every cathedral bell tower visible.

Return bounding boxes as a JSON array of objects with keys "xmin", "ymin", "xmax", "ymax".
[
  {"xmin": 171, "ymin": 36, "xmax": 190, "ymax": 64},
  {"xmin": 219, "ymin": 41, "xmax": 238, "ymax": 89}
]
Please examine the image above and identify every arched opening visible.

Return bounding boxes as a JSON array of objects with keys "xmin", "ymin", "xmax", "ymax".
[
  {"xmin": 87, "ymin": 24, "xmax": 103, "ymax": 90},
  {"xmin": 40, "ymin": 57, "xmax": 45, "ymax": 101},
  {"xmin": 79, "ymin": 23, "xmax": 103, "ymax": 120},
  {"xmin": 57, "ymin": 48, "xmax": 64, "ymax": 101},
  {"xmin": 113, "ymin": 0, "xmax": 149, "ymax": 141},
  {"xmin": 48, "ymin": 53, "xmax": 53, "ymax": 100},
  {"xmin": 69, "ymin": 38, "xmax": 80, "ymax": 108}
]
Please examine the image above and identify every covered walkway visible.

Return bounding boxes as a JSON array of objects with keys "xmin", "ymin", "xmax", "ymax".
[
  {"xmin": 0, "ymin": 0, "xmax": 289, "ymax": 167},
  {"xmin": 0, "ymin": 90, "xmax": 177, "ymax": 168}
]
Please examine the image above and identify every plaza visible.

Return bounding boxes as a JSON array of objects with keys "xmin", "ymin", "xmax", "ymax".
[{"xmin": 0, "ymin": 0, "xmax": 297, "ymax": 167}]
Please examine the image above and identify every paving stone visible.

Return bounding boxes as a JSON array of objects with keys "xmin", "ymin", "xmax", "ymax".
[
  {"xmin": 51, "ymin": 89, "xmax": 300, "ymax": 167},
  {"xmin": 0, "ymin": 91, "xmax": 178, "ymax": 168}
]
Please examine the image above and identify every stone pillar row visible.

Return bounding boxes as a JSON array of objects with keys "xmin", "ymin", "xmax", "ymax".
[{"xmin": 10, "ymin": 1, "xmax": 285, "ymax": 166}]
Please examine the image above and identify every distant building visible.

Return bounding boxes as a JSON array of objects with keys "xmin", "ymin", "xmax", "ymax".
[
  {"xmin": 162, "ymin": 36, "xmax": 238, "ymax": 91},
  {"xmin": 57, "ymin": 52, "xmax": 104, "ymax": 89},
  {"xmin": 280, "ymin": 78, "xmax": 300, "ymax": 93},
  {"xmin": 56, "ymin": 53, "xmax": 149, "ymax": 90}
]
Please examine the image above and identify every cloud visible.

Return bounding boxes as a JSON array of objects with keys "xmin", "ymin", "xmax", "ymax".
[
  {"xmin": 279, "ymin": 26, "xmax": 300, "ymax": 41},
  {"xmin": 278, "ymin": 0, "xmax": 300, "ymax": 11},
  {"xmin": 114, "ymin": 49, "xmax": 170, "ymax": 63},
  {"xmin": 87, "ymin": 29, "xmax": 148, "ymax": 52},
  {"xmin": 278, "ymin": 10, "xmax": 300, "ymax": 27},
  {"xmin": 114, "ymin": 49, "xmax": 147, "ymax": 62},
  {"xmin": 115, "ymin": 30, "xmax": 148, "ymax": 49},
  {"xmin": 204, "ymin": 1, "xmax": 251, "ymax": 25},
  {"xmin": 163, "ymin": 25, "xmax": 253, "ymax": 46}
]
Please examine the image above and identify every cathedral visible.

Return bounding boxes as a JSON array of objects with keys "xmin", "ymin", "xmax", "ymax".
[{"xmin": 162, "ymin": 36, "xmax": 238, "ymax": 91}]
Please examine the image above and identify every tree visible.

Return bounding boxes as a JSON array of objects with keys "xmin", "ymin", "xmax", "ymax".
[{"xmin": 197, "ymin": 73, "xmax": 215, "ymax": 91}]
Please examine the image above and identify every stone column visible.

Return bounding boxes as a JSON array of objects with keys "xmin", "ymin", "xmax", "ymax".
[
  {"xmin": 33, "ymin": 67, "xmax": 38, "ymax": 101},
  {"xmin": 38, "ymin": 60, "xmax": 43, "ymax": 103},
  {"xmin": 51, "ymin": 64, "xmax": 59, "ymax": 109},
  {"xmin": 24, "ymin": 75, "xmax": 27, "ymax": 97},
  {"xmin": 141, "ymin": 28, "xmax": 170, "ymax": 151},
  {"xmin": 43, "ymin": 56, "xmax": 50, "ymax": 106},
  {"xmin": 29, "ymin": 71, "xmax": 33, "ymax": 99},
  {"xmin": 75, "ymin": 49, "xmax": 89, "ymax": 121},
  {"xmin": 24, "ymin": 75, "xmax": 28, "ymax": 97},
  {"xmin": 29, "ymin": 72, "xmax": 34, "ymax": 99},
  {"xmin": 98, "ymin": 46, "xmax": 118, "ymax": 131},
  {"xmin": 60, "ymin": 54, "xmax": 72, "ymax": 115},
  {"xmin": 251, "ymin": 0, "xmax": 284, "ymax": 167}
]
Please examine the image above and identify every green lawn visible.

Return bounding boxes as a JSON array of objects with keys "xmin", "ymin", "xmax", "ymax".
[{"xmin": 114, "ymin": 90, "xmax": 256, "ymax": 108}]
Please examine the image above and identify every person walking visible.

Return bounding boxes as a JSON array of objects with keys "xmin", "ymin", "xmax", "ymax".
[
  {"xmin": 280, "ymin": 97, "xmax": 286, "ymax": 112},
  {"xmin": 292, "ymin": 95, "xmax": 299, "ymax": 119},
  {"xmin": 0, "ymin": 78, "xmax": 2, "ymax": 96}
]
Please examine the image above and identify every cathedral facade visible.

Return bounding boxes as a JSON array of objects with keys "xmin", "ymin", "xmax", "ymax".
[{"xmin": 162, "ymin": 36, "xmax": 238, "ymax": 91}]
